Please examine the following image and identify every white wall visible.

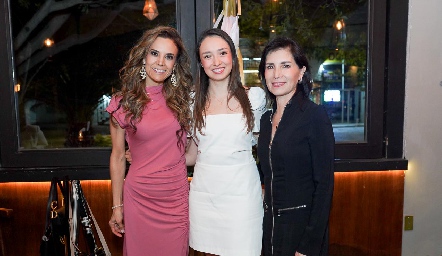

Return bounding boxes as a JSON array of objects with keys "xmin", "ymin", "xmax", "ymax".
[{"xmin": 403, "ymin": 0, "xmax": 442, "ymax": 255}]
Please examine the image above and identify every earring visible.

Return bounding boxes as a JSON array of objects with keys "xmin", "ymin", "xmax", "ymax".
[
  {"xmin": 171, "ymin": 69, "xmax": 177, "ymax": 87},
  {"xmin": 140, "ymin": 59, "xmax": 147, "ymax": 80},
  {"xmin": 298, "ymin": 71, "xmax": 305, "ymax": 84}
]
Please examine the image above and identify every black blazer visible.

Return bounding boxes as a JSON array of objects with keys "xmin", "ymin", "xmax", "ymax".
[{"xmin": 257, "ymin": 92, "xmax": 335, "ymax": 256}]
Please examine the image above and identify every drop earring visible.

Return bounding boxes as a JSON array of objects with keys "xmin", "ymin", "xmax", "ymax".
[
  {"xmin": 298, "ymin": 68, "xmax": 306, "ymax": 84},
  {"xmin": 140, "ymin": 59, "xmax": 147, "ymax": 80},
  {"xmin": 171, "ymin": 69, "xmax": 177, "ymax": 87}
]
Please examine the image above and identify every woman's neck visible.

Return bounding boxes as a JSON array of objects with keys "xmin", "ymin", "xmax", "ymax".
[
  {"xmin": 205, "ymin": 79, "xmax": 242, "ymax": 114},
  {"xmin": 275, "ymin": 91, "xmax": 295, "ymax": 110},
  {"xmin": 208, "ymin": 80, "xmax": 229, "ymax": 98}
]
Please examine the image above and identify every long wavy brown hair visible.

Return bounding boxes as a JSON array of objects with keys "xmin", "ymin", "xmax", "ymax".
[
  {"xmin": 113, "ymin": 26, "xmax": 193, "ymax": 147},
  {"xmin": 193, "ymin": 28, "xmax": 254, "ymax": 134}
]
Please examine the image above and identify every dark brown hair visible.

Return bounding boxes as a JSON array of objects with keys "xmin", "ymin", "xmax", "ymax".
[
  {"xmin": 258, "ymin": 36, "xmax": 312, "ymax": 104},
  {"xmin": 193, "ymin": 28, "xmax": 253, "ymax": 134}
]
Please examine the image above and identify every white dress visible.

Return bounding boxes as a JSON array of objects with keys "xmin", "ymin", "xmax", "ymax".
[{"xmin": 189, "ymin": 87, "xmax": 266, "ymax": 256}]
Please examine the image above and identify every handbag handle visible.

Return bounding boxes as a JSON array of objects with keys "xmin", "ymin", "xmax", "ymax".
[
  {"xmin": 71, "ymin": 180, "xmax": 111, "ymax": 256},
  {"xmin": 41, "ymin": 176, "xmax": 71, "ymax": 256},
  {"xmin": 43, "ymin": 177, "xmax": 62, "ymax": 230},
  {"xmin": 85, "ymin": 195, "xmax": 111, "ymax": 255}
]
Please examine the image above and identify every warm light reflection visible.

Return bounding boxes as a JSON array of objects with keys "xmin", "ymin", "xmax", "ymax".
[
  {"xmin": 335, "ymin": 20, "xmax": 344, "ymax": 30},
  {"xmin": 14, "ymin": 83, "xmax": 20, "ymax": 92},
  {"xmin": 0, "ymin": 180, "xmax": 111, "ymax": 188},
  {"xmin": 0, "ymin": 180, "xmax": 111, "ymax": 201},
  {"xmin": 0, "ymin": 180, "xmax": 112, "ymax": 193},
  {"xmin": 44, "ymin": 38, "xmax": 54, "ymax": 47},
  {"xmin": 335, "ymin": 170, "xmax": 406, "ymax": 178},
  {"xmin": 405, "ymin": 160, "xmax": 413, "ymax": 173}
]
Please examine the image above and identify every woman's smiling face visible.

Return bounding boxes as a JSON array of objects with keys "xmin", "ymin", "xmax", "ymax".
[
  {"xmin": 144, "ymin": 37, "xmax": 178, "ymax": 86},
  {"xmin": 199, "ymin": 35, "xmax": 233, "ymax": 83},
  {"xmin": 264, "ymin": 47, "xmax": 305, "ymax": 101}
]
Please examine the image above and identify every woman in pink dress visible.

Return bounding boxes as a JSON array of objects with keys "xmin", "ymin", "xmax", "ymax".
[{"xmin": 106, "ymin": 26, "xmax": 193, "ymax": 256}]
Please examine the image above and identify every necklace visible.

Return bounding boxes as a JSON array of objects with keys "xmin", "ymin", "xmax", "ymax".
[
  {"xmin": 271, "ymin": 112, "xmax": 282, "ymax": 129},
  {"xmin": 210, "ymin": 94, "xmax": 226, "ymax": 105},
  {"xmin": 270, "ymin": 98, "xmax": 292, "ymax": 128},
  {"xmin": 270, "ymin": 102, "xmax": 290, "ymax": 146},
  {"xmin": 269, "ymin": 111, "xmax": 281, "ymax": 147}
]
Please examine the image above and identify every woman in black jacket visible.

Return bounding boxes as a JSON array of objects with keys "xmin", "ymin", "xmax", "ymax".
[{"xmin": 257, "ymin": 37, "xmax": 335, "ymax": 256}]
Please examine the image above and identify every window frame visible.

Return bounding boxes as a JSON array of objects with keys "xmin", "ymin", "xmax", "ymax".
[
  {"xmin": 200, "ymin": 0, "xmax": 407, "ymax": 161},
  {"xmin": 0, "ymin": 0, "xmax": 408, "ymax": 177},
  {"xmin": 0, "ymin": 0, "xmax": 201, "ymax": 169}
]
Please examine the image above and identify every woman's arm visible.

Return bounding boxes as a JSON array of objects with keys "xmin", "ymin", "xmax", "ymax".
[
  {"xmin": 108, "ymin": 116, "xmax": 126, "ymax": 237},
  {"xmin": 297, "ymin": 106, "xmax": 335, "ymax": 255},
  {"xmin": 185, "ymin": 138, "xmax": 198, "ymax": 166}
]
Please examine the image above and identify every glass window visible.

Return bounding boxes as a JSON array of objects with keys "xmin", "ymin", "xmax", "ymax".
[
  {"xmin": 214, "ymin": 0, "xmax": 368, "ymax": 143},
  {"xmin": 0, "ymin": 0, "xmax": 406, "ymax": 169},
  {"xmin": 12, "ymin": 0, "xmax": 176, "ymax": 150}
]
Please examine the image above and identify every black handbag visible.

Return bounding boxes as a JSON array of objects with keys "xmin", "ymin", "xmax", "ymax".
[{"xmin": 40, "ymin": 177, "xmax": 70, "ymax": 256}]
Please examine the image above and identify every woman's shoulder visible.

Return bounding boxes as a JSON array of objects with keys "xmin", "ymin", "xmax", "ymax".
[
  {"xmin": 106, "ymin": 94, "xmax": 123, "ymax": 113},
  {"xmin": 302, "ymin": 100, "xmax": 332, "ymax": 125},
  {"xmin": 105, "ymin": 94, "xmax": 129, "ymax": 128},
  {"xmin": 261, "ymin": 109, "xmax": 272, "ymax": 118},
  {"xmin": 246, "ymin": 86, "xmax": 266, "ymax": 110},
  {"xmin": 247, "ymin": 86, "xmax": 265, "ymax": 97}
]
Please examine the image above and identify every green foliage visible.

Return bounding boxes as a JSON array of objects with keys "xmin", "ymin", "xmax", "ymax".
[
  {"xmin": 239, "ymin": 0, "xmax": 368, "ymax": 69},
  {"xmin": 94, "ymin": 133, "xmax": 112, "ymax": 147}
]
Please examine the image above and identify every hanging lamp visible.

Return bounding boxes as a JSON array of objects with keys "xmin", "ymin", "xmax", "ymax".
[{"xmin": 143, "ymin": 0, "xmax": 159, "ymax": 20}]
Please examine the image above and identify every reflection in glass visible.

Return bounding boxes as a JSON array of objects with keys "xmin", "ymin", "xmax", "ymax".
[
  {"xmin": 12, "ymin": 0, "xmax": 176, "ymax": 149},
  {"xmin": 215, "ymin": 0, "xmax": 368, "ymax": 142}
]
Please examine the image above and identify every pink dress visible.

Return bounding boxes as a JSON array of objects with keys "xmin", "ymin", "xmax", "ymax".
[{"xmin": 106, "ymin": 85, "xmax": 189, "ymax": 256}]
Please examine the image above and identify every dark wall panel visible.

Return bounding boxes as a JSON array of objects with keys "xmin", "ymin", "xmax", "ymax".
[
  {"xmin": 329, "ymin": 171, "xmax": 405, "ymax": 256},
  {"xmin": 0, "ymin": 171, "xmax": 405, "ymax": 256}
]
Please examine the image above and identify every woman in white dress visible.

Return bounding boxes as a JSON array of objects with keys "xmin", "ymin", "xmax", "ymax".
[{"xmin": 186, "ymin": 28, "xmax": 266, "ymax": 256}]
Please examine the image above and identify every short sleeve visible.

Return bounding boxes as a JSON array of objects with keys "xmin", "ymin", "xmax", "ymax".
[
  {"xmin": 248, "ymin": 86, "xmax": 267, "ymax": 133},
  {"xmin": 106, "ymin": 95, "xmax": 129, "ymax": 129}
]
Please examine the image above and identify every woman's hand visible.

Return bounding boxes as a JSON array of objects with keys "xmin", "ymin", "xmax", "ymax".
[
  {"xmin": 125, "ymin": 149, "xmax": 132, "ymax": 164},
  {"xmin": 109, "ymin": 207, "xmax": 125, "ymax": 237}
]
